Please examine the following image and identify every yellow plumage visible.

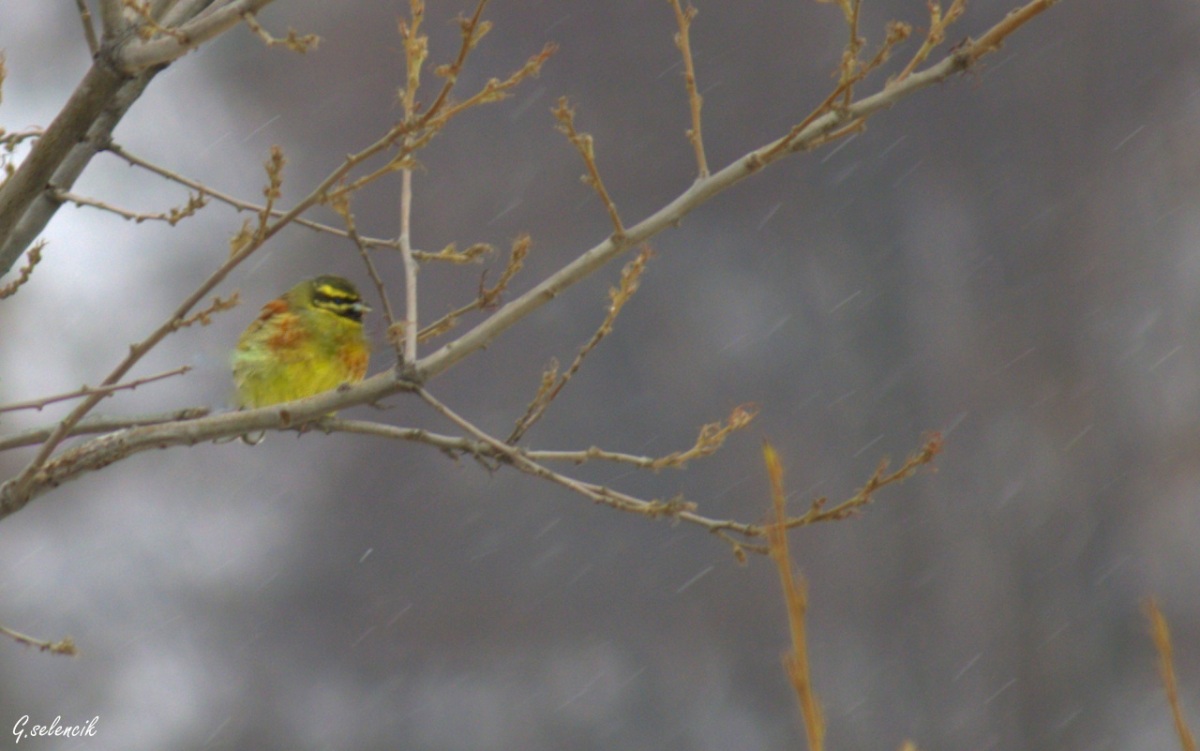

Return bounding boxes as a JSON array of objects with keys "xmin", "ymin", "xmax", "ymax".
[{"xmin": 231, "ymin": 275, "xmax": 371, "ymax": 408}]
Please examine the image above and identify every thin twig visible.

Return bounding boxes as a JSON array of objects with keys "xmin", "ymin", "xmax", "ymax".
[
  {"xmin": 418, "ymin": 235, "xmax": 526, "ymax": 343},
  {"xmin": 764, "ymin": 441, "xmax": 825, "ymax": 751},
  {"xmin": 508, "ymin": 246, "xmax": 652, "ymax": 443},
  {"xmin": 74, "ymin": 0, "xmax": 100, "ymax": 55},
  {"xmin": 0, "ymin": 241, "xmax": 44, "ymax": 300},
  {"xmin": 0, "ymin": 366, "xmax": 191, "ymax": 414},
  {"xmin": 104, "ymin": 142, "xmax": 469, "ymax": 255},
  {"xmin": 647, "ymin": 403, "xmax": 758, "ymax": 469},
  {"xmin": 0, "ymin": 623, "xmax": 77, "ymax": 656},
  {"xmin": 421, "ymin": 42, "xmax": 557, "ymax": 129},
  {"xmin": 171, "ymin": 292, "xmax": 239, "ymax": 329},
  {"xmin": 399, "ymin": 167, "xmax": 418, "ymax": 364},
  {"xmin": 785, "ymin": 432, "xmax": 942, "ymax": 527},
  {"xmin": 967, "ymin": 0, "xmax": 1055, "ymax": 59},
  {"xmin": 397, "ymin": 0, "xmax": 425, "ymax": 365},
  {"xmin": 253, "ymin": 145, "xmax": 285, "ymax": 243},
  {"xmin": 241, "ymin": 12, "xmax": 319, "ymax": 53},
  {"xmin": 417, "ymin": 387, "xmax": 761, "ymax": 546},
  {"xmin": 840, "ymin": 0, "xmax": 864, "ymax": 104},
  {"xmin": 53, "ymin": 188, "xmax": 207, "ymax": 225},
  {"xmin": 1147, "ymin": 598, "xmax": 1198, "ymax": 751},
  {"xmin": 553, "ymin": 98, "xmax": 625, "ymax": 239},
  {"xmin": 318, "ymin": 418, "xmax": 490, "ymax": 458},
  {"xmin": 420, "ymin": 0, "xmax": 491, "ymax": 125},
  {"xmin": 323, "ymin": 41, "xmax": 557, "ymax": 204},
  {"xmin": 526, "ymin": 405, "xmax": 756, "ymax": 469},
  {"xmin": 667, "ymin": 0, "xmax": 708, "ymax": 178},
  {"xmin": 0, "ymin": 128, "xmax": 42, "ymax": 153},
  {"xmin": 892, "ymin": 0, "xmax": 967, "ymax": 84}
]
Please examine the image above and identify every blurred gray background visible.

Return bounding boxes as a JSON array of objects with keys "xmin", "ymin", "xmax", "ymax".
[{"xmin": 2, "ymin": 0, "xmax": 1200, "ymax": 749}]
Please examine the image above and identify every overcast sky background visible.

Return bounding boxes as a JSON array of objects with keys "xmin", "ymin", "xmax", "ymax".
[{"xmin": 3, "ymin": 1, "xmax": 1200, "ymax": 749}]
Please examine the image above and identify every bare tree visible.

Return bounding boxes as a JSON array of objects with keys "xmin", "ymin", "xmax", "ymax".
[{"xmin": 0, "ymin": 0, "xmax": 1052, "ymax": 541}]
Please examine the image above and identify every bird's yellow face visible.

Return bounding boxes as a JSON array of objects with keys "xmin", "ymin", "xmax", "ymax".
[{"xmin": 231, "ymin": 275, "xmax": 371, "ymax": 409}]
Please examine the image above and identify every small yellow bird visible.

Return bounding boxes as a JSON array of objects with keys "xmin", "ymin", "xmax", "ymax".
[{"xmin": 231, "ymin": 275, "xmax": 371, "ymax": 408}]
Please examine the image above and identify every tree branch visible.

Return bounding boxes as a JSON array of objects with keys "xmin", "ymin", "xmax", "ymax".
[
  {"xmin": 0, "ymin": 622, "xmax": 77, "ymax": 656},
  {"xmin": 1147, "ymin": 598, "xmax": 1198, "ymax": 751},
  {"xmin": 0, "ymin": 366, "xmax": 191, "ymax": 414},
  {"xmin": 99, "ymin": 0, "xmax": 127, "ymax": 40},
  {"xmin": 116, "ymin": 0, "xmax": 278, "ymax": 72},
  {"xmin": 0, "ymin": 375, "xmax": 416, "ymax": 517},
  {"xmin": 0, "ymin": 408, "xmax": 211, "ymax": 452},
  {"xmin": 75, "ymin": 0, "xmax": 101, "ymax": 56},
  {"xmin": 667, "ymin": 0, "xmax": 708, "ymax": 178},
  {"xmin": 0, "ymin": 64, "xmax": 134, "ymax": 275}
]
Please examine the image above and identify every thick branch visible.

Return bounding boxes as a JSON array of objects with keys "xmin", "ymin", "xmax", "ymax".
[
  {"xmin": 0, "ymin": 2, "xmax": 291, "ymax": 274},
  {"xmin": 0, "ymin": 64, "xmax": 144, "ymax": 275},
  {"xmin": 0, "ymin": 408, "xmax": 210, "ymax": 451},
  {"xmin": 0, "ymin": 375, "xmax": 415, "ymax": 517},
  {"xmin": 116, "ymin": 0, "xmax": 277, "ymax": 72}
]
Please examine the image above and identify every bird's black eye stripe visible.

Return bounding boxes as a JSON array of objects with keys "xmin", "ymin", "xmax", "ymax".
[{"xmin": 313, "ymin": 288, "xmax": 365, "ymax": 322}]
